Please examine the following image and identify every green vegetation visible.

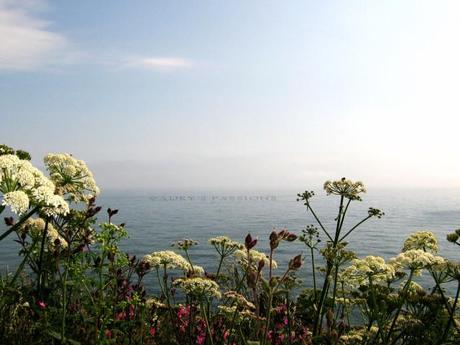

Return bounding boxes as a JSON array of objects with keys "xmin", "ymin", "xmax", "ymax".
[{"xmin": 0, "ymin": 145, "xmax": 459, "ymax": 344}]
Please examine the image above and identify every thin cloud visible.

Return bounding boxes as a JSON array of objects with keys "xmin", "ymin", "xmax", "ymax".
[
  {"xmin": 0, "ymin": 1, "xmax": 193, "ymax": 73},
  {"xmin": 0, "ymin": 0, "xmax": 70, "ymax": 71},
  {"xmin": 124, "ymin": 56, "xmax": 193, "ymax": 71}
]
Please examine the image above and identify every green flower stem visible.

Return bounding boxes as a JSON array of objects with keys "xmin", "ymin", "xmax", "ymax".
[
  {"xmin": 438, "ymin": 280, "xmax": 460, "ymax": 345},
  {"xmin": 429, "ymin": 269, "xmax": 460, "ymax": 333},
  {"xmin": 331, "ymin": 264, "xmax": 340, "ymax": 321},
  {"xmin": 184, "ymin": 249, "xmax": 195, "ymax": 273},
  {"xmin": 314, "ymin": 195, "xmax": 345, "ymax": 335},
  {"xmin": 226, "ymin": 306, "xmax": 239, "ymax": 345},
  {"xmin": 338, "ymin": 199, "xmax": 352, "ymax": 231},
  {"xmin": 215, "ymin": 254, "xmax": 225, "ymax": 280},
  {"xmin": 200, "ymin": 301, "xmax": 214, "ymax": 345},
  {"xmin": 385, "ymin": 270, "xmax": 414, "ymax": 343},
  {"xmin": 0, "ymin": 206, "xmax": 39, "ymax": 242},
  {"xmin": 306, "ymin": 202, "xmax": 333, "ymax": 242},
  {"xmin": 37, "ymin": 218, "xmax": 49, "ymax": 295},
  {"xmin": 310, "ymin": 247, "xmax": 317, "ymax": 301},
  {"xmin": 339, "ymin": 215, "xmax": 372, "ymax": 242}
]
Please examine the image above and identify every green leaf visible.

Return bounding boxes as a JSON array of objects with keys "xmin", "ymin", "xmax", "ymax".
[{"xmin": 0, "ymin": 205, "xmax": 5, "ymax": 214}]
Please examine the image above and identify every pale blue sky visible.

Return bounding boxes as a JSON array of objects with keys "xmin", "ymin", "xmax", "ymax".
[{"xmin": 1, "ymin": 0, "xmax": 459, "ymax": 190}]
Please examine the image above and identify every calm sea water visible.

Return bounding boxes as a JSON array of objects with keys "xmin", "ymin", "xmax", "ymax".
[{"xmin": 1, "ymin": 188, "xmax": 459, "ymax": 290}]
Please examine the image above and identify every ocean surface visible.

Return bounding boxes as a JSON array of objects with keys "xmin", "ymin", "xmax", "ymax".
[{"xmin": 1, "ymin": 188, "xmax": 459, "ymax": 291}]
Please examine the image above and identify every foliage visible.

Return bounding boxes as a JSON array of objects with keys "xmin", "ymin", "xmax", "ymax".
[{"xmin": 0, "ymin": 146, "xmax": 459, "ymax": 345}]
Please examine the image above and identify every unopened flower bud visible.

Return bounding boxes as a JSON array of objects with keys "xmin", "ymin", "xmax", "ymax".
[
  {"xmin": 4, "ymin": 217, "xmax": 14, "ymax": 226},
  {"xmin": 245, "ymin": 234, "xmax": 257, "ymax": 250},
  {"xmin": 288, "ymin": 255, "xmax": 302, "ymax": 270}
]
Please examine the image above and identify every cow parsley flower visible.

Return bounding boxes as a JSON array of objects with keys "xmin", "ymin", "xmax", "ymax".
[
  {"xmin": 341, "ymin": 256, "xmax": 395, "ymax": 287},
  {"xmin": 209, "ymin": 236, "xmax": 244, "ymax": 256},
  {"xmin": 143, "ymin": 250, "xmax": 202, "ymax": 274},
  {"xmin": 0, "ymin": 154, "xmax": 69, "ymax": 216},
  {"xmin": 2, "ymin": 191, "xmax": 30, "ymax": 215},
  {"xmin": 22, "ymin": 218, "xmax": 68, "ymax": 248},
  {"xmin": 403, "ymin": 231, "xmax": 439, "ymax": 253},
  {"xmin": 223, "ymin": 291, "xmax": 255, "ymax": 310},
  {"xmin": 173, "ymin": 277, "xmax": 221, "ymax": 299},
  {"xmin": 234, "ymin": 249, "xmax": 277, "ymax": 269},
  {"xmin": 44, "ymin": 153, "xmax": 100, "ymax": 203},
  {"xmin": 323, "ymin": 178, "xmax": 366, "ymax": 200},
  {"xmin": 389, "ymin": 249, "xmax": 445, "ymax": 272}
]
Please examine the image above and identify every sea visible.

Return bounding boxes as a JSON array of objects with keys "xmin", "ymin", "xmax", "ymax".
[{"xmin": 1, "ymin": 188, "xmax": 459, "ymax": 292}]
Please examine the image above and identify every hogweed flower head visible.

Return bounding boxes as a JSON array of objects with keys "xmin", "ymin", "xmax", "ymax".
[
  {"xmin": 208, "ymin": 236, "xmax": 243, "ymax": 256},
  {"xmin": 342, "ymin": 256, "xmax": 395, "ymax": 287},
  {"xmin": 389, "ymin": 249, "xmax": 445, "ymax": 273},
  {"xmin": 143, "ymin": 250, "xmax": 203, "ymax": 274},
  {"xmin": 224, "ymin": 291, "xmax": 256, "ymax": 310},
  {"xmin": 2, "ymin": 190, "xmax": 29, "ymax": 215},
  {"xmin": 234, "ymin": 248, "xmax": 277, "ymax": 269},
  {"xmin": 44, "ymin": 153, "xmax": 100, "ymax": 203},
  {"xmin": 403, "ymin": 231, "xmax": 439, "ymax": 253},
  {"xmin": 172, "ymin": 239, "xmax": 198, "ymax": 250},
  {"xmin": 173, "ymin": 277, "xmax": 221, "ymax": 299},
  {"xmin": 0, "ymin": 154, "xmax": 69, "ymax": 216},
  {"xmin": 447, "ymin": 229, "xmax": 460, "ymax": 245},
  {"xmin": 299, "ymin": 225, "xmax": 321, "ymax": 249},
  {"xmin": 21, "ymin": 217, "xmax": 68, "ymax": 249},
  {"xmin": 297, "ymin": 190, "xmax": 315, "ymax": 206},
  {"xmin": 323, "ymin": 178, "xmax": 366, "ymax": 201}
]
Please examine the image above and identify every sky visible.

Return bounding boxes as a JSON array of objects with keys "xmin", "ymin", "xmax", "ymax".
[{"xmin": 1, "ymin": 0, "xmax": 460, "ymax": 191}]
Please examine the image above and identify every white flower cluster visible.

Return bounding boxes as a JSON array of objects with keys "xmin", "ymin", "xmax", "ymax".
[
  {"xmin": 341, "ymin": 256, "xmax": 395, "ymax": 287},
  {"xmin": 0, "ymin": 154, "xmax": 68, "ymax": 216},
  {"xmin": 209, "ymin": 236, "xmax": 244, "ymax": 255},
  {"xmin": 389, "ymin": 249, "xmax": 445, "ymax": 272},
  {"xmin": 403, "ymin": 231, "xmax": 439, "ymax": 253},
  {"xmin": 44, "ymin": 153, "xmax": 100, "ymax": 203},
  {"xmin": 234, "ymin": 249, "xmax": 277, "ymax": 269},
  {"xmin": 23, "ymin": 218, "xmax": 68, "ymax": 248},
  {"xmin": 224, "ymin": 291, "xmax": 255, "ymax": 310},
  {"xmin": 323, "ymin": 178, "xmax": 366, "ymax": 200},
  {"xmin": 143, "ymin": 250, "xmax": 204, "ymax": 274},
  {"xmin": 173, "ymin": 277, "xmax": 221, "ymax": 299}
]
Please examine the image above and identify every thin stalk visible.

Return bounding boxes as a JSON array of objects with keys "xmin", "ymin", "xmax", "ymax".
[
  {"xmin": 331, "ymin": 264, "xmax": 340, "ymax": 319},
  {"xmin": 0, "ymin": 206, "xmax": 39, "ymax": 242},
  {"xmin": 338, "ymin": 199, "xmax": 351, "ymax": 232},
  {"xmin": 215, "ymin": 254, "xmax": 225, "ymax": 280},
  {"xmin": 438, "ymin": 280, "xmax": 460, "ymax": 344},
  {"xmin": 37, "ymin": 218, "xmax": 49, "ymax": 295},
  {"xmin": 200, "ymin": 301, "xmax": 214, "ymax": 345},
  {"xmin": 310, "ymin": 247, "xmax": 317, "ymax": 301},
  {"xmin": 339, "ymin": 216, "xmax": 372, "ymax": 242},
  {"xmin": 306, "ymin": 203, "xmax": 333, "ymax": 242},
  {"xmin": 385, "ymin": 270, "xmax": 414, "ymax": 343},
  {"xmin": 184, "ymin": 249, "xmax": 195, "ymax": 273},
  {"xmin": 314, "ymin": 195, "xmax": 345, "ymax": 335},
  {"xmin": 287, "ymin": 292, "xmax": 292, "ymax": 345}
]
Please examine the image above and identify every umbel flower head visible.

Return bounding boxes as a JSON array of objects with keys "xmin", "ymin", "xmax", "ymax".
[
  {"xmin": 389, "ymin": 249, "xmax": 445, "ymax": 272},
  {"xmin": 26, "ymin": 218, "xmax": 68, "ymax": 248},
  {"xmin": 323, "ymin": 178, "xmax": 366, "ymax": 200},
  {"xmin": 208, "ymin": 236, "xmax": 244, "ymax": 256},
  {"xmin": 234, "ymin": 248, "xmax": 277, "ymax": 269},
  {"xmin": 44, "ymin": 153, "xmax": 100, "ymax": 203},
  {"xmin": 403, "ymin": 231, "xmax": 439, "ymax": 253},
  {"xmin": 143, "ymin": 250, "xmax": 204, "ymax": 274},
  {"xmin": 0, "ymin": 154, "xmax": 69, "ymax": 216},
  {"xmin": 342, "ymin": 256, "xmax": 395, "ymax": 287},
  {"xmin": 173, "ymin": 277, "xmax": 221, "ymax": 299}
]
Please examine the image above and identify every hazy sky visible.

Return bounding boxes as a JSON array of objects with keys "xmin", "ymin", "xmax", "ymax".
[{"xmin": 1, "ymin": 0, "xmax": 459, "ymax": 190}]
